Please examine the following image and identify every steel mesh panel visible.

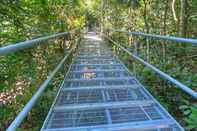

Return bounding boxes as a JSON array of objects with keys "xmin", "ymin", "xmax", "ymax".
[
  {"xmin": 144, "ymin": 129, "xmax": 159, "ymax": 131},
  {"xmin": 78, "ymin": 48, "xmax": 111, "ymax": 52},
  {"xmin": 56, "ymin": 88, "xmax": 147, "ymax": 106},
  {"xmin": 74, "ymin": 59, "xmax": 118, "ymax": 64},
  {"xmin": 70, "ymin": 72, "xmax": 97, "ymax": 79},
  {"xmin": 104, "ymin": 79, "xmax": 137, "ymax": 86},
  {"xmin": 106, "ymin": 88, "xmax": 146, "ymax": 101},
  {"xmin": 64, "ymin": 79, "xmax": 137, "ymax": 88},
  {"xmin": 67, "ymin": 71, "xmax": 130, "ymax": 79},
  {"xmin": 75, "ymin": 58, "xmax": 115, "ymax": 62},
  {"xmin": 75, "ymin": 109, "xmax": 107, "ymax": 126},
  {"xmin": 144, "ymin": 129, "xmax": 176, "ymax": 131},
  {"xmin": 171, "ymin": 125, "xmax": 184, "ymax": 131},
  {"xmin": 64, "ymin": 80, "xmax": 101, "ymax": 87},
  {"xmin": 103, "ymin": 71, "xmax": 129, "ymax": 77},
  {"xmin": 78, "ymin": 48, "xmax": 111, "ymax": 53},
  {"xmin": 47, "ymin": 111, "xmax": 74, "ymax": 128},
  {"xmin": 110, "ymin": 106, "xmax": 149, "ymax": 123},
  {"xmin": 80, "ymin": 43, "xmax": 106, "ymax": 45},
  {"xmin": 76, "ymin": 56, "xmax": 113, "ymax": 60},
  {"xmin": 46, "ymin": 109, "xmax": 107, "ymax": 129},
  {"xmin": 77, "ymin": 52, "xmax": 111, "ymax": 56},
  {"xmin": 55, "ymin": 90, "xmax": 104, "ymax": 106},
  {"xmin": 79, "ymin": 46, "xmax": 104, "ymax": 48},
  {"xmin": 109, "ymin": 105, "xmax": 168, "ymax": 124},
  {"xmin": 42, "ymin": 35, "xmax": 184, "ymax": 131},
  {"xmin": 71, "ymin": 64, "xmax": 123, "ymax": 71},
  {"xmin": 82, "ymin": 43, "xmax": 102, "ymax": 46},
  {"xmin": 160, "ymin": 128, "xmax": 173, "ymax": 131},
  {"xmin": 77, "ymin": 51, "xmax": 112, "ymax": 55},
  {"xmin": 159, "ymin": 127, "xmax": 184, "ymax": 131},
  {"xmin": 44, "ymin": 106, "xmax": 182, "ymax": 130},
  {"xmin": 143, "ymin": 106, "xmax": 162, "ymax": 120},
  {"xmin": 77, "ymin": 54, "xmax": 113, "ymax": 58}
]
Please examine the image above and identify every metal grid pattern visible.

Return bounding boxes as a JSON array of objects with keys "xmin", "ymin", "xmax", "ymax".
[
  {"xmin": 143, "ymin": 127, "xmax": 181, "ymax": 131},
  {"xmin": 41, "ymin": 33, "xmax": 184, "ymax": 131},
  {"xmin": 55, "ymin": 88, "xmax": 147, "ymax": 106},
  {"xmin": 67, "ymin": 70, "xmax": 130, "ymax": 79},
  {"xmin": 55, "ymin": 89, "xmax": 104, "ymax": 106},
  {"xmin": 74, "ymin": 59, "xmax": 119, "ymax": 64},
  {"xmin": 71, "ymin": 64, "xmax": 123, "ymax": 71},
  {"xmin": 105, "ymin": 88, "xmax": 146, "ymax": 101},
  {"xmin": 78, "ymin": 48, "xmax": 111, "ymax": 53},
  {"xmin": 76, "ymin": 56, "xmax": 114, "ymax": 59},
  {"xmin": 109, "ymin": 106, "xmax": 149, "ymax": 123},
  {"xmin": 143, "ymin": 106, "xmax": 164, "ymax": 120},
  {"xmin": 64, "ymin": 78, "xmax": 137, "ymax": 88},
  {"xmin": 44, "ymin": 105, "xmax": 170, "ymax": 129},
  {"xmin": 46, "ymin": 109, "xmax": 107, "ymax": 129}
]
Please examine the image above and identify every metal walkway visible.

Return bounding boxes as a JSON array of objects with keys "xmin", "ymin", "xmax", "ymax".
[{"xmin": 41, "ymin": 32, "xmax": 183, "ymax": 131}]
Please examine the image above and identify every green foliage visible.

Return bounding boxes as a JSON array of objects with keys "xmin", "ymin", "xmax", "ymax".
[
  {"xmin": 180, "ymin": 101, "xmax": 197, "ymax": 130},
  {"xmin": 0, "ymin": 40, "xmax": 65, "ymax": 130},
  {"xmin": 104, "ymin": 0, "xmax": 197, "ymax": 130},
  {"xmin": 0, "ymin": 1, "xmax": 85, "ymax": 130},
  {"xmin": 0, "ymin": 0, "xmax": 197, "ymax": 130}
]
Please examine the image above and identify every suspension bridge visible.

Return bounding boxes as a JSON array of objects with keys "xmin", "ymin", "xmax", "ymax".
[{"xmin": 1, "ymin": 29, "xmax": 196, "ymax": 131}]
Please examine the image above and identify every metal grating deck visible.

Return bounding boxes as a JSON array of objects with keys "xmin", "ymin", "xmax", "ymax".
[{"xmin": 41, "ymin": 32, "xmax": 184, "ymax": 131}]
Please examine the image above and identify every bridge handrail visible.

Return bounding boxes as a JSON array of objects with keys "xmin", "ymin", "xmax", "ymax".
[
  {"xmin": 102, "ymin": 34, "xmax": 197, "ymax": 99},
  {"xmin": 0, "ymin": 29, "xmax": 79, "ymax": 55},
  {"xmin": 108, "ymin": 29, "xmax": 197, "ymax": 45},
  {"xmin": 6, "ymin": 30, "xmax": 81, "ymax": 131}
]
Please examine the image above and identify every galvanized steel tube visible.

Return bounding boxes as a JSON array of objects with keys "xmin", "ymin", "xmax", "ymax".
[
  {"xmin": 6, "ymin": 38, "xmax": 80, "ymax": 131},
  {"xmin": 103, "ymin": 34, "xmax": 197, "ymax": 99},
  {"xmin": 109, "ymin": 29, "xmax": 197, "ymax": 45}
]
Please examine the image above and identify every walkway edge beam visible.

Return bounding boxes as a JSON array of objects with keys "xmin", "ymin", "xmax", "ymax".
[
  {"xmin": 6, "ymin": 38, "xmax": 80, "ymax": 131},
  {"xmin": 103, "ymin": 34, "xmax": 197, "ymax": 99}
]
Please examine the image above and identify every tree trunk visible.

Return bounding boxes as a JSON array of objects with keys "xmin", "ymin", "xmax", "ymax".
[
  {"xmin": 143, "ymin": 0, "xmax": 150, "ymax": 33},
  {"xmin": 163, "ymin": 0, "xmax": 169, "ymax": 35},
  {"xmin": 143, "ymin": 0, "xmax": 150, "ymax": 62},
  {"xmin": 162, "ymin": 0, "xmax": 169, "ymax": 70},
  {"xmin": 101, "ymin": 0, "xmax": 106, "ymax": 33},
  {"xmin": 179, "ymin": 0, "xmax": 187, "ymax": 37},
  {"xmin": 172, "ymin": 0, "xmax": 178, "ymax": 22}
]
